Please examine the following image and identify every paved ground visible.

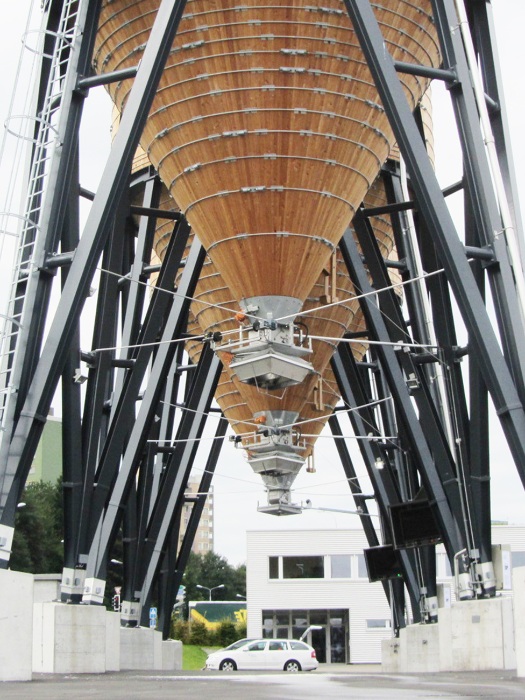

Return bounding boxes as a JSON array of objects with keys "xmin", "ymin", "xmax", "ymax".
[{"xmin": 2, "ymin": 666, "xmax": 525, "ymax": 699}]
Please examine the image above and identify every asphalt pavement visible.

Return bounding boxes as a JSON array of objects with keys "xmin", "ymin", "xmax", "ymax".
[{"xmin": 2, "ymin": 665, "xmax": 525, "ymax": 699}]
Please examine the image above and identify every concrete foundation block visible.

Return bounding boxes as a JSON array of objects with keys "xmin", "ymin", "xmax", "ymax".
[
  {"xmin": 438, "ymin": 597, "xmax": 515, "ymax": 672},
  {"xmin": 33, "ymin": 574, "xmax": 61, "ymax": 604},
  {"xmin": 381, "ymin": 635, "xmax": 405, "ymax": 673},
  {"xmin": 120, "ymin": 627, "xmax": 164, "ymax": 670},
  {"xmin": 105, "ymin": 611, "xmax": 121, "ymax": 671},
  {"xmin": 512, "ymin": 566, "xmax": 525, "ymax": 677},
  {"xmin": 162, "ymin": 639, "xmax": 183, "ymax": 670},
  {"xmin": 33, "ymin": 602, "xmax": 112, "ymax": 673},
  {"xmin": 404, "ymin": 622, "xmax": 440, "ymax": 672},
  {"xmin": 0, "ymin": 569, "xmax": 34, "ymax": 681}
]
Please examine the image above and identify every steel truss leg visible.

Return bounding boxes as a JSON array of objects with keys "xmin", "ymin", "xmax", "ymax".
[
  {"xmin": 0, "ymin": 0, "xmax": 189, "ymax": 566},
  {"xmin": 339, "ymin": 230, "xmax": 465, "ymax": 561},
  {"xmin": 82, "ymin": 237, "xmax": 207, "ymax": 602},
  {"xmin": 157, "ymin": 418, "xmax": 228, "ymax": 639},
  {"xmin": 382, "ymin": 164, "xmax": 493, "ymax": 591},
  {"xmin": 0, "ymin": 0, "xmax": 103, "ymax": 561},
  {"xmin": 342, "ymin": 0, "xmax": 525, "ymax": 495},
  {"xmin": 329, "ymin": 413, "xmax": 410, "ymax": 631},
  {"xmin": 137, "ymin": 345, "xmax": 222, "ymax": 624},
  {"xmin": 331, "ymin": 347, "xmax": 424, "ymax": 621},
  {"xmin": 78, "ymin": 214, "xmax": 193, "ymax": 560}
]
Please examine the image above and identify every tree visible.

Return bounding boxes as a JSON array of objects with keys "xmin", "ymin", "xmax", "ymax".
[
  {"xmin": 10, "ymin": 480, "xmax": 63, "ymax": 574},
  {"xmin": 182, "ymin": 551, "xmax": 246, "ymax": 609}
]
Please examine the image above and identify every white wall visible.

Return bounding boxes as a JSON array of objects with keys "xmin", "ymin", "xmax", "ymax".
[
  {"xmin": 246, "ymin": 525, "xmax": 525, "ymax": 664},
  {"xmin": 247, "ymin": 529, "xmax": 393, "ymax": 663}
]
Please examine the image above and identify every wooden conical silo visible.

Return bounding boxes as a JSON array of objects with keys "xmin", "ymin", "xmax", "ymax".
[{"xmin": 95, "ymin": 1, "xmax": 440, "ymax": 510}]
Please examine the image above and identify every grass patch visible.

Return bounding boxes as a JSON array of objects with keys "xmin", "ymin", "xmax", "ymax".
[{"xmin": 183, "ymin": 645, "xmax": 220, "ymax": 670}]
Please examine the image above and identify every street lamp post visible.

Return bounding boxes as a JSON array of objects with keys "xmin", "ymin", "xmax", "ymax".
[{"xmin": 196, "ymin": 583, "xmax": 225, "ymax": 601}]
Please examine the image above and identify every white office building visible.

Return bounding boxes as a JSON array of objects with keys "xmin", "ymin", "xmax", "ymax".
[{"xmin": 246, "ymin": 525, "xmax": 525, "ymax": 664}]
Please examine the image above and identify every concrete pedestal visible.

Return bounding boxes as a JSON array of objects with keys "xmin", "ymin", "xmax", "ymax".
[
  {"xmin": 404, "ymin": 622, "xmax": 440, "ymax": 672},
  {"xmin": 512, "ymin": 566, "xmax": 525, "ymax": 677},
  {"xmin": 381, "ymin": 597, "xmax": 515, "ymax": 674},
  {"xmin": 438, "ymin": 597, "xmax": 515, "ymax": 671},
  {"xmin": 33, "ymin": 602, "xmax": 121, "ymax": 673},
  {"xmin": 381, "ymin": 635, "xmax": 405, "ymax": 672},
  {"xmin": 33, "ymin": 574, "xmax": 61, "ymax": 603},
  {"xmin": 120, "ymin": 627, "xmax": 163, "ymax": 670},
  {"xmin": 381, "ymin": 623, "xmax": 439, "ymax": 673},
  {"xmin": 162, "ymin": 638, "xmax": 183, "ymax": 670},
  {"xmin": 119, "ymin": 628, "xmax": 183, "ymax": 670},
  {"xmin": 0, "ymin": 569, "xmax": 34, "ymax": 681}
]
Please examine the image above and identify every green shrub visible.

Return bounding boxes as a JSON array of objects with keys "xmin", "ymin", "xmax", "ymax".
[
  {"xmin": 170, "ymin": 614, "xmax": 248, "ymax": 646},
  {"xmin": 189, "ymin": 620, "xmax": 209, "ymax": 645},
  {"xmin": 214, "ymin": 619, "xmax": 238, "ymax": 647},
  {"xmin": 171, "ymin": 618, "xmax": 190, "ymax": 643}
]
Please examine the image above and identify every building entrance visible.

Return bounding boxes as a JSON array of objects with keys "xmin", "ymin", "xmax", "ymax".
[{"xmin": 262, "ymin": 608, "xmax": 349, "ymax": 663}]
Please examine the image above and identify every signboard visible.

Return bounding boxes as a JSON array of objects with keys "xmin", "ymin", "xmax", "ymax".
[{"xmin": 149, "ymin": 606, "xmax": 157, "ymax": 629}]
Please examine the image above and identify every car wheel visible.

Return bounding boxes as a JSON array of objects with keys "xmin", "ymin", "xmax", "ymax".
[
  {"xmin": 219, "ymin": 659, "xmax": 237, "ymax": 671},
  {"xmin": 284, "ymin": 660, "xmax": 302, "ymax": 672}
]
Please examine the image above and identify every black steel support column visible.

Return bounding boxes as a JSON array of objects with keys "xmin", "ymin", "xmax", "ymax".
[
  {"xmin": 60, "ymin": 149, "xmax": 84, "ymax": 574},
  {"xmin": 331, "ymin": 347, "xmax": 422, "ymax": 621},
  {"xmin": 328, "ymin": 414, "xmax": 406, "ymax": 632},
  {"xmin": 0, "ymin": 0, "xmax": 189, "ymax": 545},
  {"xmin": 138, "ymin": 346, "xmax": 222, "ymax": 623},
  {"xmin": 466, "ymin": 1, "xmax": 524, "ymax": 244},
  {"xmin": 342, "ymin": 0, "xmax": 525, "ymax": 493},
  {"xmin": 339, "ymin": 229, "xmax": 464, "ymax": 562},
  {"xmin": 82, "ymin": 237, "xmax": 205, "ymax": 591},
  {"xmin": 76, "ymin": 191, "xmax": 134, "ymax": 562},
  {"xmin": 158, "ymin": 417, "xmax": 228, "ymax": 639}
]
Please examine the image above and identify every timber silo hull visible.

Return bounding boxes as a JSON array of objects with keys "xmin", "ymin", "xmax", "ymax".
[{"xmin": 94, "ymin": 0, "xmax": 439, "ymax": 312}]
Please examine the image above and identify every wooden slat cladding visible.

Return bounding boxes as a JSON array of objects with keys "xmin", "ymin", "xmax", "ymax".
[
  {"xmin": 176, "ymin": 173, "xmax": 390, "ymax": 456},
  {"xmin": 94, "ymin": 0, "xmax": 439, "ymax": 307}
]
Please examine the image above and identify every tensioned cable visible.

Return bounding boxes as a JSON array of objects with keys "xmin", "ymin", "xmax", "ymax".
[
  {"xmin": 96, "ymin": 258, "xmax": 447, "ymax": 353},
  {"xmin": 91, "ymin": 323, "xmax": 243, "ymax": 354},
  {"xmin": 157, "ymin": 397, "xmax": 263, "ymax": 430},
  {"xmin": 93, "ymin": 261, "xmax": 447, "ymax": 364},
  {"xmin": 191, "ymin": 465, "xmax": 372, "ymax": 494},
  {"xmin": 95, "ymin": 263, "xmax": 264, "ymax": 320},
  {"xmin": 275, "ymin": 265, "xmax": 446, "ymax": 324},
  {"xmin": 93, "ymin": 332, "xmax": 205, "ymax": 354},
  {"xmin": 157, "ymin": 392, "xmax": 393, "ymax": 437},
  {"xmin": 301, "ymin": 433, "xmax": 398, "ymax": 441},
  {"xmin": 149, "ymin": 430, "xmax": 397, "ymax": 447},
  {"xmin": 306, "ymin": 332, "xmax": 446, "ymax": 368},
  {"xmin": 329, "ymin": 375, "xmax": 400, "ymax": 452},
  {"xmin": 268, "ymin": 396, "xmax": 392, "ymax": 432},
  {"xmin": 308, "ymin": 334, "xmax": 438, "ymax": 350}
]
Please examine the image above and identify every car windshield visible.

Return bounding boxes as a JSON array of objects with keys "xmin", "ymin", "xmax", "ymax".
[{"xmin": 224, "ymin": 638, "xmax": 256, "ymax": 650}]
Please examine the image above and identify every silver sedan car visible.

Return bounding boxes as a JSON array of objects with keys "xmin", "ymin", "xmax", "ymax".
[{"xmin": 205, "ymin": 638, "xmax": 318, "ymax": 672}]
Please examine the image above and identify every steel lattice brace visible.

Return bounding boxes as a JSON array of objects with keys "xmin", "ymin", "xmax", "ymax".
[{"xmin": 0, "ymin": 0, "xmax": 523, "ymax": 630}]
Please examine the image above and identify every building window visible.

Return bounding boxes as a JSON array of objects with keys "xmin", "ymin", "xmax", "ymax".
[
  {"xmin": 269, "ymin": 556, "xmax": 279, "ymax": 579},
  {"xmin": 282, "ymin": 555, "xmax": 324, "ymax": 579},
  {"xmin": 512, "ymin": 551, "xmax": 525, "ymax": 568},
  {"xmin": 292, "ymin": 610, "xmax": 308, "ymax": 640},
  {"xmin": 331, "ymin": 555, "xmax": 351, "ymax": 578},
  {"xmin": 357, "ymin": 554, "xmax": 368, "ymax": 578},
  {"xmin": 366, "ymin": 619, "xmax": 391, "ymax": 629}
]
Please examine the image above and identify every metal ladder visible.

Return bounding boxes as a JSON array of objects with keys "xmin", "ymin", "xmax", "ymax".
[{"xmin": 0, "ymin": 0, "xmax": 80, "ymax": 437}]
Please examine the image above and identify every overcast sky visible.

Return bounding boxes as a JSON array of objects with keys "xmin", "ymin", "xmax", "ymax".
[{"xmin": 0, "ymin": 1, "xmax": 524, "ymax": 568}]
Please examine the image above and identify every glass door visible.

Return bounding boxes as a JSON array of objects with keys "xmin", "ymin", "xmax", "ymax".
[{"xmin": 310, "ymin": 626, "xmax": 327, "ymax": 663}]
